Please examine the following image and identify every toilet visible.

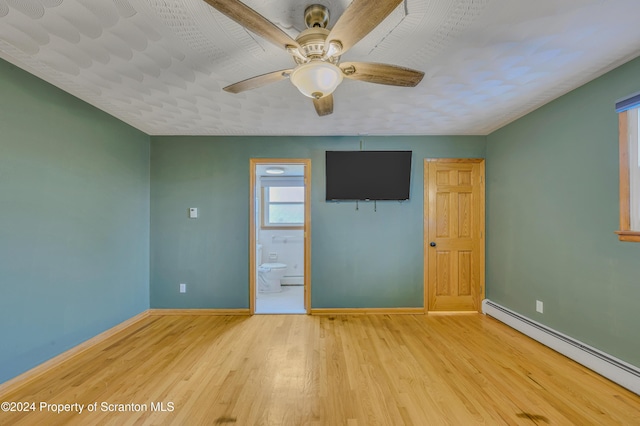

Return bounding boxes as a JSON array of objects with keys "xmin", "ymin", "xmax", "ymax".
[{"xmin": 257, "ymin": 244, "xmax": 287, "ymax": 293}]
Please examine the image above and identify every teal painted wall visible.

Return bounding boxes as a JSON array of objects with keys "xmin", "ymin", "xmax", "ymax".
[
  {"xmin": 6, "ymin": 37, "xmax": 637, "ymax": 385},
  {"xmin": 0, "ymin": 60, "xmax": 150, "ymax": 383},
  {"xmin": 486, "ymin": 57, "xmax": 640, "ymax": 367},
  {"xmin": 150, "ymin": 136, "xmax": 485, "ymax": 309}
]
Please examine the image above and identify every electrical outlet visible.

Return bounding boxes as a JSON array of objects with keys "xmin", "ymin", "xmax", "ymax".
[
  {"xmin": 536, "ymin": 300, "xmax": 543, "ymax": 313},
  {"xmin": 180, "ymin": 283, "xmax": 186, "ymax": 293}
]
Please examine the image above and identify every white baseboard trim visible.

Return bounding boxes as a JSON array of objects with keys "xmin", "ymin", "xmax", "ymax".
[{"xmin": 482, "ymin": 299, "xmax": 640, "ymax": 395}]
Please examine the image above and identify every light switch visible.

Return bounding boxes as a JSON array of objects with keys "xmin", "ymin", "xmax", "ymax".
[{"xmin": 189, "ymin": 208, "xmax": 198, "ymax": 219}]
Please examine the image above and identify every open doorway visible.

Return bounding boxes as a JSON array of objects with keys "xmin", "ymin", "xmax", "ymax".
[{"xmin": 249, "ymin": 159, "xmax": 311, "ymax": 314}]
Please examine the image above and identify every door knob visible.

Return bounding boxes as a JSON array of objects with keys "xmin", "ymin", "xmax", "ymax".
[{"xmin": 429, "ymin": 242, "xmax": 436, "ymax": 247}]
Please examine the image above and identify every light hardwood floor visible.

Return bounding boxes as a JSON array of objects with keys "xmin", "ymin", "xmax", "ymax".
[{"xmin": 1, "ymin": 314, "xmax": 639, "ymax": 425}]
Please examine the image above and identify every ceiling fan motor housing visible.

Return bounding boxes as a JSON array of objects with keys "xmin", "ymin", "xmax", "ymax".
[{"xmin": 294, "ymin": 28, "xmax": 339, "ymax": 64}]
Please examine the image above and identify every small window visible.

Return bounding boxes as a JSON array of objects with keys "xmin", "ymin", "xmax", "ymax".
[
  {"xmin": 616, "ymin": 93, "xmax": 640, "ymax": 242},
  {"xmin": 261, "ymin": 177, "xmax": 305, "ymax": 229}
]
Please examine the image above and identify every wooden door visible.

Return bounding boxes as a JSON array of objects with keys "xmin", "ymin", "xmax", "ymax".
[{"xmin": 424, "ymin": 159, "xmax": 485, "ymax": 312}]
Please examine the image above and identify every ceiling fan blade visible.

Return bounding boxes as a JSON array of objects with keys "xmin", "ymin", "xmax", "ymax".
[
  {"xmin": 325, "ymin": 0, "xmax": 403, "ymax": 55},
  {"xmin": 223, "ymin": 69, "xmax": 292, "ymax": 93},
  {"xmin": 313, "ymin": 95, "xmax": 333, "ymax": 116},
  {"xmin": 202, "ymin": 0, "xmax": 300, "ymax": 50},
  {"xmin": 340, "ymin": 62, "xmax": 424, "ymax": 87}
]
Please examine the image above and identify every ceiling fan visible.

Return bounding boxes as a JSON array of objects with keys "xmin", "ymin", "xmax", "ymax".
[{"xmin": 202, "ymin": 0, "xmax": 425, "ymax": 116}]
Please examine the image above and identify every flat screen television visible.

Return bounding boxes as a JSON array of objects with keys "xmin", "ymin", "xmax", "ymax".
[{"xmin": 325, "ymin": 150, "xmax": 412, "ymax": 201}]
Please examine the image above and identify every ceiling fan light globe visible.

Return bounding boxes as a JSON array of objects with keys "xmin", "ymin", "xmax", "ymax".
[{"xmin": 290, "ymin": 61, "xmax": 343, "ymax": 99}]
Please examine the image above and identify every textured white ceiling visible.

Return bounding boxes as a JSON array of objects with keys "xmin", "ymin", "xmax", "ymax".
[{"xmin": 1, "ymin": 0, "xmax": 639, "ymax": 136}]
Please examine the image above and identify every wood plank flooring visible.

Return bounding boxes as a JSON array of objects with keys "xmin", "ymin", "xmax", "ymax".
[{"xmin": 1, "ymin": 314, "xmax": 639, "ymax": 425}]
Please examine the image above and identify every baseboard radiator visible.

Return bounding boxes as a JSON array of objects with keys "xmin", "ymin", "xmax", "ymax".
[
  {"xmin": 281, "ymin": 276, "xmax": 304, "ymax": 285},
  {"xmin": 482, "ymin": 299, "xmax": 640, "ymax": 395}
]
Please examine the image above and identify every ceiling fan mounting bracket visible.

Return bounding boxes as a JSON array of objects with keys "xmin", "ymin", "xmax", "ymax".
[{"xmin": 304, "ymin": 4, "xmax": 330, "ymax": 29}]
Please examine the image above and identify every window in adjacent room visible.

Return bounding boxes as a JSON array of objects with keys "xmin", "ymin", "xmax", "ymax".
[
  {"xmin": 616, "ymin": 93, "xmax": 640, "ymax": 242},
  {"xmin": 261, "ymin": 177, "xmax": 305, "ymax": 229}
]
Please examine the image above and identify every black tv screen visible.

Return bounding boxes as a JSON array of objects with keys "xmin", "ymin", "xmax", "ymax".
[{"xmin": 325, "ymin": 150, "xmax": 412, "ymax": 201}]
